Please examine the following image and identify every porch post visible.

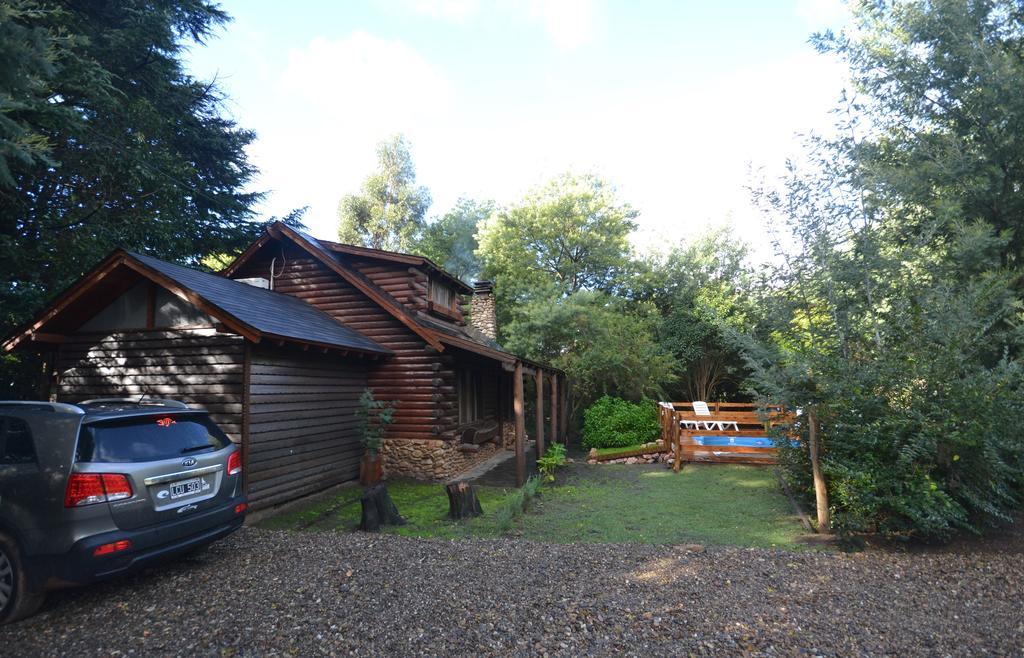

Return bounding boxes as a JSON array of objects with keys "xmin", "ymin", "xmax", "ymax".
[
  {"xmin": 534, "ymin": 367, "xmax": 545, "ymax": 458},
  {"xmin": 513, "ymin": 361, "xmax": 526, "ymax": 487},
  {"xmin": 560, "ymin": 377, "xmax": 570, "ymax": 446},
  {"xmin": 549, "ymin": 373, "xmax": 557, "ymax": 445}
]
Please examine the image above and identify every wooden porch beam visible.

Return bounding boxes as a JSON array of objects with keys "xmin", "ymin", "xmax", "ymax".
[
  {"xmin": 28, "ymin": 332, "xmax": 66, "ymax": 344},
  {"xmin": 514, "ymin": 361, "xmax": 526, "ymax": 487},
  {"xmin": 560, "ymin": 375, "xmax": 569, "ymax": 445},
  {"xmin": 534, "ymin": 368, "xmax": 544, "ymax": 459},
  {"xmin": 549, "ymin": 373, "xmax": 557, "ymax": 445}
]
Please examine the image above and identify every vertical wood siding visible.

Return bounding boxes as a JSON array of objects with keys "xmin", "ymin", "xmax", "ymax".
[
  {"xmin": 56, "ymin": 330, "xmax": 245, "ymax": 440},
  {"xmin": 245, "ymin": 347, "xmax": 368, "ymax": 510}
]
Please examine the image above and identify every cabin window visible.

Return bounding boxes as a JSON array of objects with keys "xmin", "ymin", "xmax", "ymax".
[
  {"xmin": 429, "ymin": 279, "xmax": 453, "ymax": 309},
  {"xmin": 459, "ymin": 370, "xmax": 482, "ymax": 424}
]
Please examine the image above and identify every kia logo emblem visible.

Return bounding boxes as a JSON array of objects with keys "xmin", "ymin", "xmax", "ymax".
[{"xmin": 182, "ymin": 457, "xmax": 197, "ymax": 467}]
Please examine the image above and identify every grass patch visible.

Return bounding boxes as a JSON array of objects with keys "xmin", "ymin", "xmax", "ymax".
[
  {"xmin": 593, "ymin": 442, "xmax": 663, "ymax": 459},
  {"xmin": 519, "ymin": 464, "xmax": 806, "ymax": 549},
  {"xmin": 256, "ymin": 486, "xmax": 364, "ymax": 530},
  {"xmin": 256, "ymin": 480, "xmax": 521, "ymax": 540},
  {"xmin": 258, "ymin": 464, "xmax": 810, "ymax": 550}
]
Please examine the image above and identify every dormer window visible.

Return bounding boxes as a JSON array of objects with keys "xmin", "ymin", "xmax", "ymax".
[{"xmin": 429, "ymin": 279, "xmax": 453, "ymax": 309}]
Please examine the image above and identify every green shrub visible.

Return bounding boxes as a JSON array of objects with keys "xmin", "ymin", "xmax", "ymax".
[
  {"xmin": 356, "ymin": 388, "xmax": 396, "ymax": 455},
  {"xmin": 582, "ymin": 396, "xmax": 660, "ymax": 449},
  {"xmin": 537, "ymin": 443, "xmax": 567, "ymax": 482},
  {"xmin": 494, "ymin": 475, "xmax": 543, "ymax": 531}
]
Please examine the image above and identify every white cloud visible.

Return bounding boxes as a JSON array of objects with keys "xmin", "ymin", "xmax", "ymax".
[
  {"xmin": 389, "ymin": 0, "xmax": 480, "ymax": 24},
  {"xmin": 387, "ymin": 0, "xmax": 603, "ymax": 49},
  {"xmin": 407, "ymin": 50, "xmax": 848, "ymax": 264},
  {"xmin": 245, "ymin": 33, "xmax": 455, "ymax": 235},
  {"xmin": 523, "ymin": 0, "xmax": 603, "ymax": 50},
  {"xmin": 239, "ymin": 29, "xmax": 845, "ymax": 267},
  {"xmin": 794, "ymin": 0, "xmax": 851, "ymax": 30},
  {"xmin": 281, "ymin": 32, "xmax": 454, "ymax": 123}
]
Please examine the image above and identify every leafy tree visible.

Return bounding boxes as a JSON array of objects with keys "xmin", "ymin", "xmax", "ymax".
[
  {"xmin": 740, "ymin": 1, "xmax": 1024, "ymax": 538},
  {"xmin": 338, "ymin": 134, "xmax": 431, "ymax": 252},
  {"xmin": 478, "ymin": 174, "xmax": 666, "ymax": 418},
  {"xmin": 723, "ymin": 0, "xmax": 1024, "ymax": 539},
  {"xmin": 477, "ymin": 173, "xmax": 637, "ymax": 314},
  {"xmin": 503, "ymin": 291, "xmax": 676, "ymax": 408},
  {"xmin": 630, "ymin": 227, "xmax": 760, "ymax": 401},
  {"xmin": 0, "ymin": 1, "xmax": 58, "ymax": 186},
  {"xmin": 815, "ymin": 0, "xmax": 1024, "ymax": 268},
  {"xmin": 1, "ymin": 0, "xmax": 264, "ymax": 397},
  {"xmin": 413, "ymin": 198, "xmax": 492, "ymax": 281}
]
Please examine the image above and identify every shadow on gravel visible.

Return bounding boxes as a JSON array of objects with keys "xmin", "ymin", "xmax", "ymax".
[{"xmin": 20, "ymin": 540, "xmax": 235, "ymax": 623}]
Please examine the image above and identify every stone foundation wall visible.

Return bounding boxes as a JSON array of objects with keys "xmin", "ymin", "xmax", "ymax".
[
  {"xmin": 381, "ymin": 437, "xmax": 504, "ymax": 481},
  {"xmin": 586, "ymin": 446, "xmax": 671, "ymax": 465}
]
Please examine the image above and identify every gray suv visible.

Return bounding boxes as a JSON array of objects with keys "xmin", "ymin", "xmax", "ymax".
[{"xmin": 0, "ymin": 398, "xmax": 246, "ymax": 623}]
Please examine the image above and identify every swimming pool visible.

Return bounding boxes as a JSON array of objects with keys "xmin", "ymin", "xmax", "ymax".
[{"xmin": 691, "ymin": 436, "xmax": 783, "ymax": 448}]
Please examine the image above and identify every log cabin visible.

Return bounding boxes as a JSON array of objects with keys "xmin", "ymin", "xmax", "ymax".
[{"xmin": 2, "ymin": 221, "xmax": 567, "ymax": 510}]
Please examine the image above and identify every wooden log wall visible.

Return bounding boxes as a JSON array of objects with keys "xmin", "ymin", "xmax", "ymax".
[
  {"xmin": 349, "ymin": 258, "xmax": 424, "ymax": 307},
  {"xmin": 246, "ymin": 347, "xmax": 368, "ymax": 510},
  {"xmin": 349, "ymin": 257, "xmax": 466, "ymax": 322},
  {"xmin": 56, "ymin": 329, "xmax": 245, "ymax": 441},
  {"xmin": 233, "ymin": 247, "xmax": 449, "ymax": 442}
]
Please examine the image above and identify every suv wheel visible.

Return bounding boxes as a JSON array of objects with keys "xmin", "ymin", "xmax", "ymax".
[{"xmin": 0, "ymin": 532, "xmax": 45, "ymax": 624}]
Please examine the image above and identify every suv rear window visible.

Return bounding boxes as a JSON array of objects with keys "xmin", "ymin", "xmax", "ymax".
[{"xmin": 76, "ymin": 413, "xmax": 231, "ymax": 463}]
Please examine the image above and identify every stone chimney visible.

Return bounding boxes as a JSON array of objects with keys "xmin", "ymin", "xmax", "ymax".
[{"xmin": 470, "ymin": 280, "xmax": 497, "ymax": 341}]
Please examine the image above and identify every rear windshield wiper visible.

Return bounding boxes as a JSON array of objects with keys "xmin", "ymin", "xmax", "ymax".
[{"xmin": 180, "ymin": 444, "xmax": 217, "ymax": 454}]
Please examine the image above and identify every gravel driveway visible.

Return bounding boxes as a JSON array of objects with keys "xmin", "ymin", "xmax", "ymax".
[{"xmin": 2, "ymin": 528, "xmax": 1022, "ymax": 656}]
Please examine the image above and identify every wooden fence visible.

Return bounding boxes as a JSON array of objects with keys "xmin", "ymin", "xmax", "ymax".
[{"xmin": 658, "ymin": 401, "xmax": 795, "ymax": 471}]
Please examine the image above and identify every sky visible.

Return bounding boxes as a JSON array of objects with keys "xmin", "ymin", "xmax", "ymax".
[{"xmin": 185, "ymin": 0, "xmax": 852, "ymax": 261}]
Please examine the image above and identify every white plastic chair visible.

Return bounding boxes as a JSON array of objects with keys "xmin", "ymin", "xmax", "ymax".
[{"xmin": 692, "ymin": 401, "xmax": 739, "ymax": 431}]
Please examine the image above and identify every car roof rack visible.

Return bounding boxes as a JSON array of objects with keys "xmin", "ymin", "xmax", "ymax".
[{"xmin": 77, "ymin": 398, "xmax": 191, "ymax": 411}]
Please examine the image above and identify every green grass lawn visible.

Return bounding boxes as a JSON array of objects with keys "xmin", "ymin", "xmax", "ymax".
[
  {"xmin": 519, "ymin": 464, "xmax": 805, "ymax": 548},
  {"xmin": 258, "ymin": 462, "xmax": 809, "ymax": 549},
  {"xmin": 592, "ymin": 442, "xmax": 661, "ymax": 458},
  {"xmin": 258, "ymin": 479, "xmax": 520, "ymax": 540}
]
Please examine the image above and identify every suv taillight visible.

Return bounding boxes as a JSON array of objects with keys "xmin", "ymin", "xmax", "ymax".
[
  {"xmin": 65, "ymin": 473, "xmax": 134, "ymax": 507},
  {"xmin": 227, "ymin": 450, "xmax": 242, "ymax": 476}
]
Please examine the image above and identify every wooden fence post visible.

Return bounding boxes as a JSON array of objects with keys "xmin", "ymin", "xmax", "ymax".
[
  {"xmin": 514, "ymin": 362, "xmax": 526, "ymax": 487},
  {"xmin": 672, "ymin": 408, "xmax": 683, "ymax": 473}
]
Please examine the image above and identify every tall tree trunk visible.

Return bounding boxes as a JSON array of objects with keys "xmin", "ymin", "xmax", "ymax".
[{"xmin": 807, "ymin": 407, "xmax": 831, "ymax": 533}]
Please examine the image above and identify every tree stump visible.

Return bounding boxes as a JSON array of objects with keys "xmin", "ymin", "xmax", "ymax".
[
  {"xmin": 446, "ymin": 480, "xmax": 483, "ymax": 520},
  {"xmin": 359, "ymin": 484, "xmax": 407, "ymax": 532}
]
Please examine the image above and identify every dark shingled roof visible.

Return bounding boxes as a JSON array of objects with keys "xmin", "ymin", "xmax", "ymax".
[
  {"xmin": 415, "ymin": 313, "xmax": 509, "ymax": 353},
  {"xmin": 129, "ymin": 252, "xmax": 390, "ymax": 355}
]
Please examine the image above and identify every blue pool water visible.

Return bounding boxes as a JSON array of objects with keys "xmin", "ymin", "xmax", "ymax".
[{"xmin": 692, "ymin": 436, "xmax": 776, "ymax": 448}]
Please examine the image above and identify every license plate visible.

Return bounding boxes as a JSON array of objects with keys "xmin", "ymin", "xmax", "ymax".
[{"xmin": 170, "ymin": 477, "xmax": 203, "ymax": 499}]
